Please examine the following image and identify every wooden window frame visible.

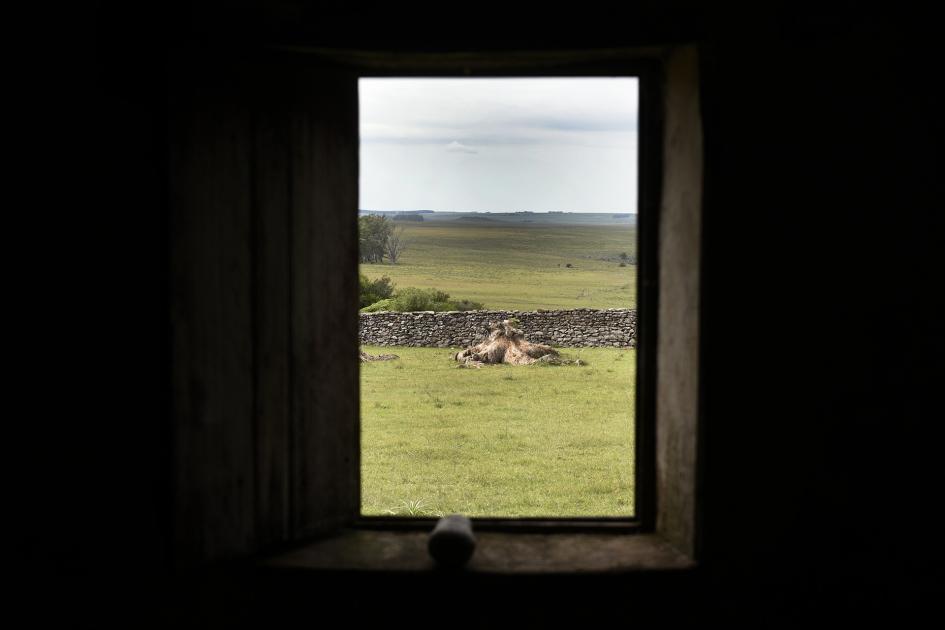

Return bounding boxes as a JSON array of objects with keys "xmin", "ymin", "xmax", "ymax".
[
  {"xmin": 169, "ymin": 44, "xmax": 701, "ymax": 571},
  {"xmin": 280, "ymin": 45, "xmax": 702, "ymax": 564},
  {"xmin": 351, "ymin": 59, "xmax": 661, "ymax": 534}
]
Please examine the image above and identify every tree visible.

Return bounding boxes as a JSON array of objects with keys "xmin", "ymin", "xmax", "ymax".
[
  {"xmin": 385, "ymin": 225, "xmax": 410, "ymax": 264},
  {"xmin": 359, "ymin": 215, "xmax": 411, "ymax": 264},
  {"xmin": 358, "ymin": 215, "xmax": 393, "ymax": 263}
]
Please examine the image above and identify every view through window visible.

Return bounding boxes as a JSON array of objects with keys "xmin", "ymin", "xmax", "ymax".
[{"xmin": 358, "ymin": 78, "xmax": 639, "ymax": 518}]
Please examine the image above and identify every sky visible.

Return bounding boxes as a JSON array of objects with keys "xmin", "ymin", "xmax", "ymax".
[{"xmin": 359, "ymin": 78, "xmax": 638, "ymax": 213}]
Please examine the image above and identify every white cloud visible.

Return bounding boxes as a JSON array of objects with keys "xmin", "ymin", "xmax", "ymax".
[
  {"xmin": 358, "ymin": 78, "xmax": 639, "ymax": 212},
  {"xmin": 446, "ymin": 141, "xmax": 478, "ymax": 154}
]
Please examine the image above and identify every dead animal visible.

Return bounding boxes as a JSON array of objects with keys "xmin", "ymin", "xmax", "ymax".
[{"xmin": 453, "ymin": 319, "xmax": 559, "ymax": 367}]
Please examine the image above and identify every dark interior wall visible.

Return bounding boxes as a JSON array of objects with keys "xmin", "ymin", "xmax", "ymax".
[
  {"xmin": 58, "ymin": 2, "xmax": 944, "ymax": 625},
  {"xmin": 698, "ymin": 29, "xmax": 945, "ymax": 620}
]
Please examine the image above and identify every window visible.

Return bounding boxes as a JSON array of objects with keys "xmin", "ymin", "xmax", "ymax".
[
  {"xmin": 168, "ymin": 43, "xmax": 701, "ymax": 570},
  {"xmin": 266, "ymin": 45, "xmax": 702, "ymax": 569},
  {"xmin": 357, "ymin": 77, "xmax": 643, "ymax": 523}
]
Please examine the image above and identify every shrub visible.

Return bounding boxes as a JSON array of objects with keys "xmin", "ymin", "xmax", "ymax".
[
  {"xmin": 360, "ymin": 298, "xmax": 395, "ymax": 313},
  {"xmin": 451, "ymin": 299, "xmax": 484, "ymax": 312},
  {"xmin": 359, "ymin": 274, "xmax": 395, "ymax": 308},
  {"xmin": 360, "ymin": 287, "xmax": 484, "ymax": 312},
  {"xmin": 390, "ymin": 287, "xmax": 454, "ymax": 312}
]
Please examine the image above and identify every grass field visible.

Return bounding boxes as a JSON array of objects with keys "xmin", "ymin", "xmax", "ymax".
[
  {"xmin": 359, "ymin": 221, "xmax": 637, "ymax": 311},
  {"xmin": 360, "ymin": 346, "xmax": 635, "ymax": 517}
]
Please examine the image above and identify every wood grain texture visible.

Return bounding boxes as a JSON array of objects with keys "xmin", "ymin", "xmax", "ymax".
[
  {"xmin": 655, "ymin": 46, "xmax": 703, "ymax": 559},
  {"xmin": 169, "ymin": 58, "xmax": 361, "ymax": 563},
  {"xmin": 169, "ymin": 70, "xmax": 255, "ymax": 563},
  {"xmin": 253, "ymin": 106, "xmax": 292, "ymax": 548},
  {"xmin": 288, "ymin": 70, "xmax": 361, "ymax": 539},
  {"xmin": 260, "ymin": 531, "xmax": 694, "ymax": 573}
]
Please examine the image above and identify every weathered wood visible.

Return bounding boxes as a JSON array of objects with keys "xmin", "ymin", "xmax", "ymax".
[
  {"xmin": 169, "ymin": 57, "xmax": 361, "ymax": 563},
  {"xmin": 169, "ymin": 70, "xmax": 255, "ymax": 563},
  {"xmin": 253, "ymin": 106, "xmax": 292, "ymax": 548},
  {"xmin": 276, "ymin": 46, "xmax": 668, "ymax": 72},
  {"xmin": 167, "ymin": 48, "xmax": 698, "ymax": 567},
  {"xmin": 655, "ymin": 46, "xmax": 703, "ymax": 559},
  {"xmin": 289, "ymin": 71, "xmax": 361, "ymax": 539},
  {"xmin": 260, "ymin": 530, "xmax": 695, "ymax": 574}
]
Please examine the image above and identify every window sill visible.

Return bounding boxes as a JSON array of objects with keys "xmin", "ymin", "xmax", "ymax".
[{"xmin": 257, "ymin": 529, "xmax": 695, "ymax": 575}]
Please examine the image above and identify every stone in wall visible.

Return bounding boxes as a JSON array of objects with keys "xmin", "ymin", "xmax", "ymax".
[{"xmin": 359, "ymin": 308, "xmax": 636, "ymax": 348}]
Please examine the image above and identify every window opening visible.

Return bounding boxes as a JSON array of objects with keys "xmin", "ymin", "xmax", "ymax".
[{"xmin": 357, "ymin": 77, "xmax": 640, "ymax": 520}]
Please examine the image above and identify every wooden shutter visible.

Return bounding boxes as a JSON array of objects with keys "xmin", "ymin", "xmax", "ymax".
[{"xmin": 169, "ymin": 52, "xmax": 359, "ymax": 564}]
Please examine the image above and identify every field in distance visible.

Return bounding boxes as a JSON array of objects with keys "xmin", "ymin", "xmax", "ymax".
[
  {"xmin": 360, "ymin": 345, "xmax": 635, "ymax": 517},
  {"xmin": 358, "ymin": 213, "xmax": 638, "ymax": 311}
]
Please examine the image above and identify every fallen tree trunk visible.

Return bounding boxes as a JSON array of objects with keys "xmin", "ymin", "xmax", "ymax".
[{"xmin": 454, "ymin": 319, "xmax": 559, "ymax": 367}]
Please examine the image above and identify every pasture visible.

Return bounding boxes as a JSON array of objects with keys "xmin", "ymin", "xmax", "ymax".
[
  {"xmin": 358, "ymin": 220, "xmax": 637, "ymax": 311},
  {"xmin": 360, "ymin": 345, "xmax": 635, "ymax": 517}
]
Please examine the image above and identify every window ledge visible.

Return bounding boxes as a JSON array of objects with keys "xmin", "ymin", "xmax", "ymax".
[{"xmin": 257, "ymin": 530, "xmax": 695, "ymax": 575}]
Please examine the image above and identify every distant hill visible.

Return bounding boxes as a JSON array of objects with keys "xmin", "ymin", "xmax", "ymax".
[
  {"xmin": 360, "ymin": 209, "xmax": 435, "ymax": 216},
  {"xmin": 359, "ymin": 209, "xmax": 637, "ymax": 226}
]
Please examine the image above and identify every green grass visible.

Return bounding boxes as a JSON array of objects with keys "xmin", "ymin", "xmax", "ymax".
[
  {"xmin": 359, "ymin": 219, "xmax": 637, "ymax": 516},
  {"xmin": 359, "ymin": 222, "xmax": 637, "ymax": 311},
  {"xmin": 360, "ymin": 345, "xmax": 635, "ymax": 517}
]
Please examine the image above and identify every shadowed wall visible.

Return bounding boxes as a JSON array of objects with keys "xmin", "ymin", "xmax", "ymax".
[{"xmin": 53, "ymin": 2, "xmax": 945, "ymax": 626}]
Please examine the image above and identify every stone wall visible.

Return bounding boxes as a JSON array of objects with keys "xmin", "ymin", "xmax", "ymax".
[{"xmin": 359, "ymin": 309, "xmax": 636, "ymax": 348}]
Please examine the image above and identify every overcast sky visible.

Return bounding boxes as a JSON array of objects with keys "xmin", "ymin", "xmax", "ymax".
[{"xmin": 359, "ymin": 78, "xmax": 638, "ymax": 213}]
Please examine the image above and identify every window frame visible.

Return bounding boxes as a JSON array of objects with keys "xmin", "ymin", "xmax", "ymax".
[
  {"xmin": 166, "ymin": 43, "xmax": 701, "ymax": 570},
  {"xmin": 350, "ymin": 57, "xmax": 664, "ymax": 534}
]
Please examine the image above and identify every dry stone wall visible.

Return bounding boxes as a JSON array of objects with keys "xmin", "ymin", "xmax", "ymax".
[{"xmin": 359, "ymin": 309, "xmax": 636, "ymax": 348}]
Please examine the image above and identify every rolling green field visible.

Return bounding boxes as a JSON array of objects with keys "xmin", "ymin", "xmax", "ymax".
[
  {"xmin": 359, "ymin": 220, "xmax": 637, "ymax": 311},
  {"xmin": 360, "ymin": 346, "xmax": 635, "ymax": 517}
]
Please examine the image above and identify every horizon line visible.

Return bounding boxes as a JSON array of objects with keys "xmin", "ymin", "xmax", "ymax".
[{"xmin": 358, "ymin": 209, "xmax": 638, "ymax": 214}]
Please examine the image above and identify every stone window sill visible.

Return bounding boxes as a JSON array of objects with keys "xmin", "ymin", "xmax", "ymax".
[{"xmin": 257, "ymin": 529, "xmax": 695, "ymax": 574}]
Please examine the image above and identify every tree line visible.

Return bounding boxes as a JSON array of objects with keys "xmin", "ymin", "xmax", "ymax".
[{"xmin": 359, "ymin": 215, "xmax": 410, "ymax": 264}]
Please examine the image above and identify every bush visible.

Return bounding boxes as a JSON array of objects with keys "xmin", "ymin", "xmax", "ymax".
[
  {"xmin": 360, "ymin": 298, "xmax": 395, "ymax": 313},
  {"xmin": 451, "ymin": 299, "xmax": 484, "ymax": 312},
  {"xmin": 359, "ymin": 274, "xmax": 395, "ymax": 308},
  {"xmin": 390, "ymin": 287, "xmax": 454, "ymax": 312},
  {"xmin": 360, "ymin": 286, "xmax": 484, "ymax": 312}
]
